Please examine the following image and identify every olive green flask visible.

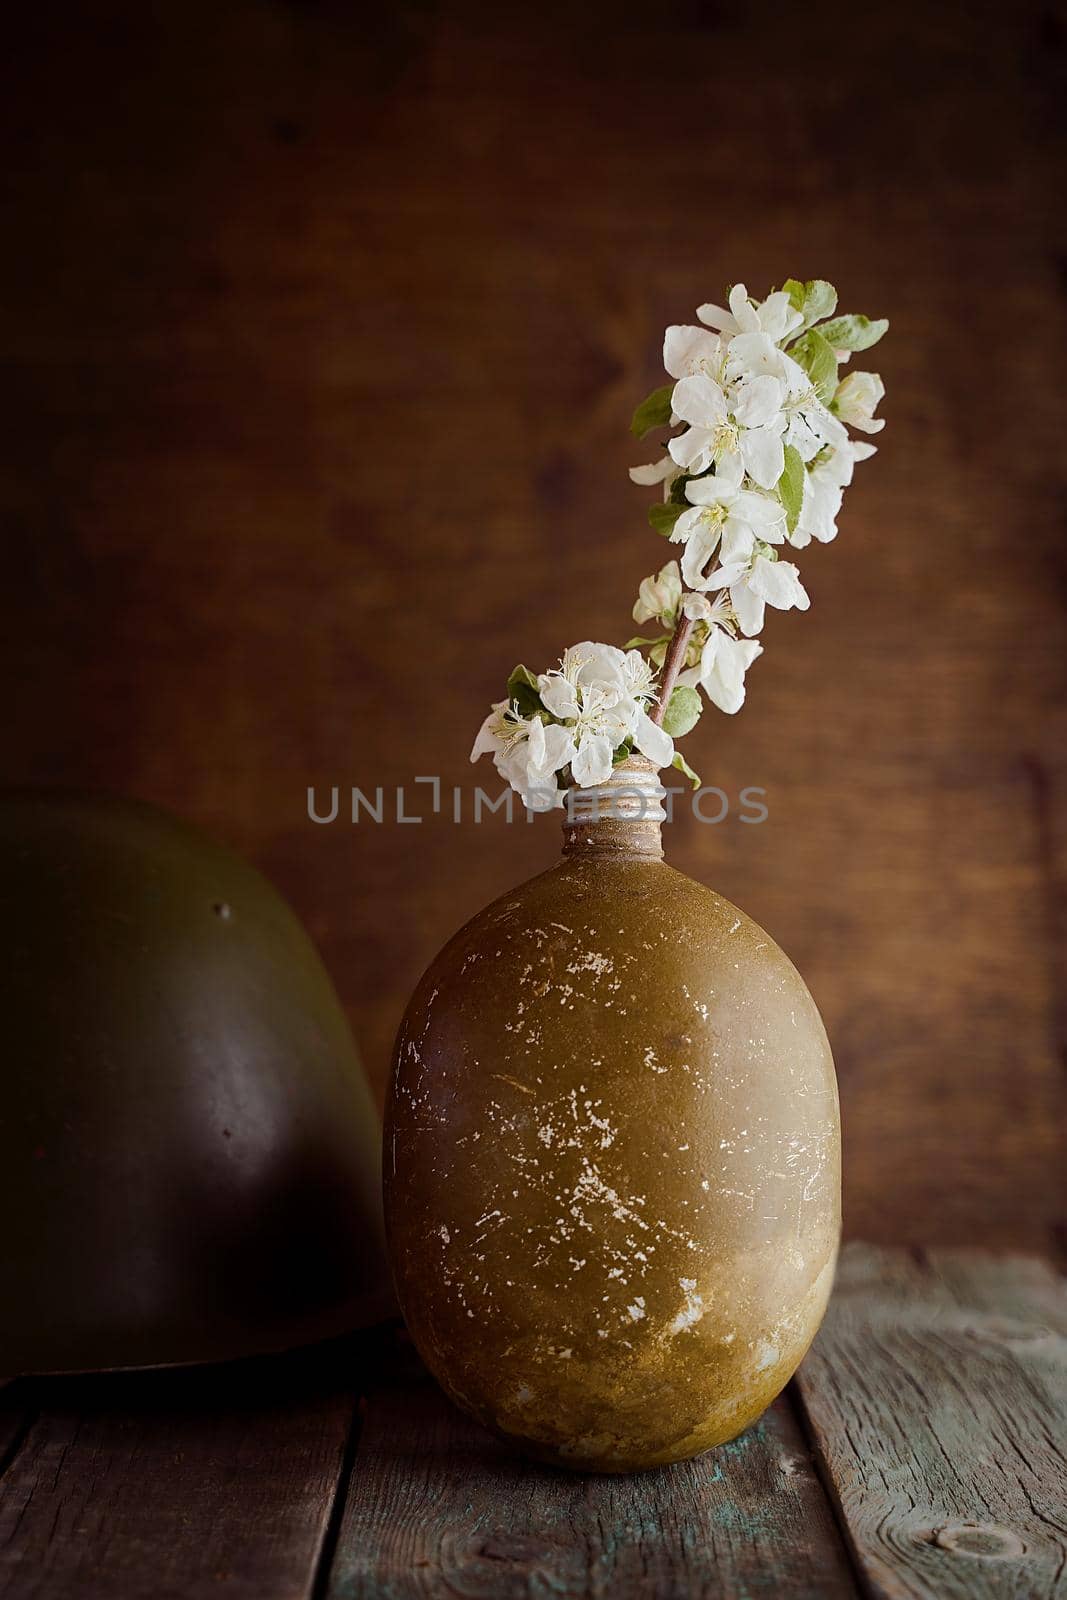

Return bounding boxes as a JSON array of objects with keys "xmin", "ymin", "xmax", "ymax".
[{"xmin": 385, "ymin": 758, "xmax": 839, "ymax": 1471}]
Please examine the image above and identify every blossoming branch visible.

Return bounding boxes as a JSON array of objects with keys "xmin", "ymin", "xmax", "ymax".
[{"xmin": 472, "ymin": 278, "xmax": 887, "ymax": 807}]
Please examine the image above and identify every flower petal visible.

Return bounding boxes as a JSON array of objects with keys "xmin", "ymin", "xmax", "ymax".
[
  {"xmin": 681, "ymin": 522, "xmax": 722, "ymax": 589},
  {"xmin": 572, "ymin": 732, "xmax": 615, "ymax": 789},
  {"xmin": 749, "ymin": 556, "xmax": 810, "ymax": 611},
  {"xmin": 470, "ymin": 709, "xmax": 503, "ymax": 762},
  {"xmin": 757, "ymin": 291, "xmax": 803, "ymax": 343},
  {"xmin": 628, "ymin": 455, "xmax": 677, "ymax": 485},
  {"xmin": 696, "ymin": 301, "xmax": 737, "ymax": 333},
  {"xmin": 835, "ymin": 370, "xmax": 885, "ymax": 433},
  {"xmin": 633, "ymin": 710, "xmax": 674, "ymax": 770},
  {"xmin": 729, "ymin": 283, "xmax": 760, "ymax": 333},
  {"xmin": 714, "ymin": 447, "xmax": 746, "ymax": 487},
  {"xmin": 733, "ymin": 489, "xmax": 786, "ymax": 535},
  {"xmin": 720, "ymin": 522, "xmax": 756, "ymax": 565},
  {"xmin": 669, "ymin": 504, "xmax": 703, "ymax": 544},
  {"xmin": 740, "ymin": 427, "xmax": 785, "ymax": 490},
  {"xmin": 700, "ymin": 633, "xmax": 763, "ymax": 713},
  {"xmin": 663, "ymin": 325, "xmax": 722, "ymax": 381},
  {"xmin": 732, "ymin": 373, "xmax": 783, "ymax": 429},
  {"xmin": 667, "ymin": 428, "xmax": 712, "ymax": 472},
  {"xmin": 704, "ymin": 560, "xmax": 750, "ymax": 590},
  {"xmin": 731, "ymin": 579, "xmax": 766, "ymax": 636},
  {"xmin": 685, "ymin": 475, "xmax": 736, "ymax": 508},
  {"xmin": 541, "ymin": 723, "xmax": 578, "ymax": 771},
  {"xmin": 682, "ymin": 592, "xmax": 713, "ymax": 622},
  {"xmin": 671, "ymin": 373, "xmax": 728, "ymax": 428},
  {"xmin": 539, "ymin": 677, "xmax": 580, "ymax": 720},
  {"xmin": 726, "ymin": 331, "xmax": 783, "ymax": 380},
  {"xmin": 573, "ymin": 642, "xmax": 627, "ymax": 691}
]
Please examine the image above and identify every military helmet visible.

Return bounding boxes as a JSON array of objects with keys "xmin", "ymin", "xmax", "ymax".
[{"xmin": 0, "ymin": 792, "xmax": 391, "ymax": 1377}]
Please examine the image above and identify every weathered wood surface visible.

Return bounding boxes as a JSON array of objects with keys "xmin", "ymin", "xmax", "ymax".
[
  {"xmin": 0, "ymin": 1390, "xmax": 32, "ymax": 1484},
  {"xmin": 794, "ymin": 1244, "xmax": 1067, "ymax": 1600},
  {"xmin": 0, "ymin": 2, "xmax": 1064, "ymax": 1256},
  {"xmin": 0, "ymin": 1248, "xmax": 1063, "ymax": 1598},
  {"xmin": 0, "ymin": 1345, "xmax": 359, "ymax": 1600},
  {"xmin": 326, "ymin": 1357, "xmax": 856, "ymax": 1599}
]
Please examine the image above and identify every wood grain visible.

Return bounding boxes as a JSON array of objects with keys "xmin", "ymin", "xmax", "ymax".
[
  {"xmin": 0, "ymin": 1344, "xmax": 359, "ymax": 1600},
  {"xmin": 326, "ymin": 1356, "xmax": 858, "ymax": 1599},
  {"xmin": 794, "ymin": 1243, "xmax": 1067, "ymax": 1599},
  {"xmin": 0, "ymin": 1253, "xmax": 1063, "ymax": 1598},
  {"xmin": 0, "ymin": 0, "xmax": 1064, "ymax": 1250},
  {"xmin": 0, "ymin": 1388, "xmax": 32, "ymax": 1482}
]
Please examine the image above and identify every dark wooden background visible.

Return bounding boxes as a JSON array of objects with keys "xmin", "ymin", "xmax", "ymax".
[{"xmin": 1, "ymin": 0, "xmax": 1063, "ymax": 1255}]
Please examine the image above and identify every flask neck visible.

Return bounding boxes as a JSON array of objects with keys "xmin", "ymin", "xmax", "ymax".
[{"xmin": 561, "ymin": 756, "xmax": 665, "ymax": 859}]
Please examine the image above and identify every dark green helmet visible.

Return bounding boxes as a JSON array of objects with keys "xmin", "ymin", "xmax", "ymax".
[{"xmin": 0, "ymin": 792, "xmax": 391, "ymax": 1377}]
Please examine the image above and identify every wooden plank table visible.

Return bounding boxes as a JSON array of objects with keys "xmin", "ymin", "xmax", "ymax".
[{"xmin": 0, "ymin": 1245, "xmax": 1063, "ymax": 1599}]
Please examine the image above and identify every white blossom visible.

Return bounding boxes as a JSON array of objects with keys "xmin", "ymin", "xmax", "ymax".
[
  {"xmin": 473, "ymin": 642, "xmax": 675, "ymax": 805},
  {"xmin": 628, "ymin": 455, "xmax": 679, "ymax": 489},
  {"xmin": 725, "ymin": 340, "xmax": 848, "ymax": 469},
  {"xmin": 565, "ymin": 669, "xmax": 673, "ymax": 784},
  {"xmin": 680, "ymin": 590, "xmax": 733, "ymax": 626},
  {"xmin": 780, "ymin": 355, "xmax": 850, "ymax": 460},
  {"xmin": 633, "ymin": 560, "xmax": 682, "ymax": 626},
  {"xmin": 630, "ymin": 711, "xmax": 673, "ymax": 771},
  {"xmin": 663, "ymin": 324, "xmax": 727, "ymax": 382},
  {"xmin": 667, "ymin": 373, "xmax": 741, "ymax": 479},
  {"xmin": 470, "ymin": 707, "xmax": 576, "ymax": 811},
  {"xmin": 706, "ymin": 553, "xmax": 810, "ymax": 637},
  {"xmin": 791, "ymin": 439, "xmax": 877, "ymax": 548},
  {"xmin": 470, "ymin": 699, "xmax": 514, "ymax": 764},
  {"xmin": 498, "ymin": 719, "xmax": 577, "ymax": 810},
  {"xmin": 672, "ymin": 477, "xmax": 785, "ymax": 590},
  {"xmin": 478, "ymin": 276, "xmax": 887, "ymax": 813},
  {"xmin": 668, "ymin": 369, "xmax": 792, "ymax": 491},
  {"xmin": 834, "ymin": 370, "xmax": 885, "ymax": 433},
  {"xmin": 680, "ymin": 628, "xmax": 763, "ymax": 714},
  {"xmin": 696, "ymin": 283, "xmax": 803, "ymax": 344}
]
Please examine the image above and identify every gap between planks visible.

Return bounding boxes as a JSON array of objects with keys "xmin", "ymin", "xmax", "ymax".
[
  {"xmin": 792, "ymin": 1243, "xmax": 1067, "ymax": 1600},
  {"xmin": 0, "ymin": 1337, "xmax": 372, "ymax": 1600},
  {"xmin": 2, "ymin": 1250, "xmax": 1063, "ymax": 1600},
  {"xmin": 322, "ymin": 1329, "xmax": 859, "ymax": 1600}
]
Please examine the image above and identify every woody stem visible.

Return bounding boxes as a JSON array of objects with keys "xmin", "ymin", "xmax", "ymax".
[{"xmin": 650, "ymin": 610, "xmax": 695, "ymax": 726}]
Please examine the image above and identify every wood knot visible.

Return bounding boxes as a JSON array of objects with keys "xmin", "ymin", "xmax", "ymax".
[
  {"xmin": 928, "ymin": 1522, "xmax": 1027, "ymax": 1559},
  {"xmin": 970, "ymin": 1315, "xmax": 1056, "ymax": 1347},
  {"xmin": 478, "ymin": 1532, "xmax": 556, "ymax": 1564}
]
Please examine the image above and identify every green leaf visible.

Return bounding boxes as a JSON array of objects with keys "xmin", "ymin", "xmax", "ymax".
[
  {"xmin": 611, "ymin": 739, "xmax": 635, "ymax": 766},
  {"xmin": 671, "ymin": 749, "xmax": 702, "ymax": 789},
  {"xmin": 799, "ymin": 279, "xmax": 837, "ymax": 329},
  {"xmin": 662, "ymin": 685, "xmax": 702, "ymax": 738},
  {"xmin": 648, "ymin": 502, "xmax": 685, "ymax": 537},
  {"xmin": 506, "ymin": 663, "xmax": 543, "ymax": 718},
  {"xmin": 777, "ymin": 443, "xmax": 806, "ymax": 534},
  {"xmin": 781, "ymin": 278, "xmax": 807, "ymax": 312},
  {"xmin": 818, "ymin": 313, "xmax": 889, "ymax": 352},
  {"xmin": 781, "ymin": 279, "xmax": 838, "ymax": 337},
  {"xmin": 790, "ymin": 328, "xmax": 839, "ymax": 404},
  {"xmin": 623, "ymin": 632, "xmax": 672, "ymax": 653},
  {"xmin": 630, "ymin": 383, "xmax": 675, "ymax": 439}
]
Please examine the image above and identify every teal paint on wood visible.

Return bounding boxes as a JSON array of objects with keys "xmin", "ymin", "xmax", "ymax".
[
  {"xmin": 0, "ymin": 1251, "xmax": 1063, "ymax": 1599},
  {"xmin": 794, "ymin": 1244, "xmax": 1067, "ymax": 1600},
  {"xmin": 324, "ymin": 1354, "xmax": 858, "ymax": 1599}
]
